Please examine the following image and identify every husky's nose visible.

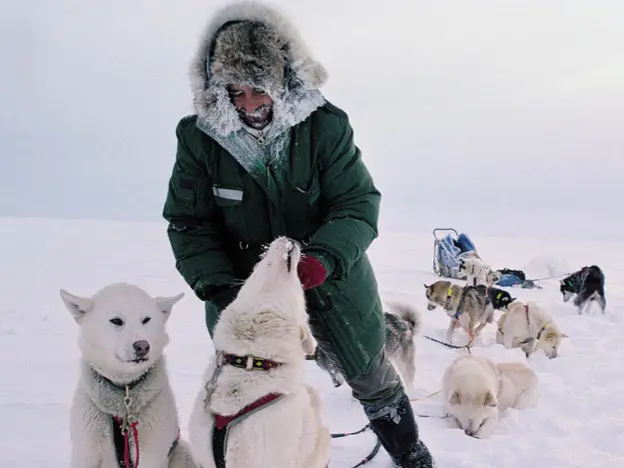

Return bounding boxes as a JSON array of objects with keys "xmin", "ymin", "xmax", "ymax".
[
  {"xmin": 464, "ymin": 429, "xmax": 475, "ymax": 437},
  {"xmin": 133, "ymin": 340, "xmax": 150, "ymax": 357}
]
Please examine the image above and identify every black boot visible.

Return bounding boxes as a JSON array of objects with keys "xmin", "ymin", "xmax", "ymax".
[{"xmin": 367, "ymin": 394, "xmax": 435, "ymax": 468}]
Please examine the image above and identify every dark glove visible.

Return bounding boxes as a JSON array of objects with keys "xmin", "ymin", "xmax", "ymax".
[
  {"xmin": 297, "ymin": 255, "xmax": 328, "ymax": 290},
  {"xmin": 196, "ymin": 283, "xmax": 241, "ymax": 310}
]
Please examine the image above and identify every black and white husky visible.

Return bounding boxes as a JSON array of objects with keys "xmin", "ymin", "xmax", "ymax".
[
  {"xmin": 308, "ymin": 301, "xmax": 422, "ymax": 390},
  {"xmin": 560, "ymin": 265, "xmax": 606, "ymax": 314}
]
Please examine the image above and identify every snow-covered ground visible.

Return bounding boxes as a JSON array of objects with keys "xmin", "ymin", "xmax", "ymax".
[{"xmin": 1, "ymin": 217, "xmax": 622, "ymax": 467}]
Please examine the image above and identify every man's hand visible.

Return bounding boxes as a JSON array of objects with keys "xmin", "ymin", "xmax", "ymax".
[{"xmin": 297, "ymin": 255, "xmax": 327, "ymax": 290}]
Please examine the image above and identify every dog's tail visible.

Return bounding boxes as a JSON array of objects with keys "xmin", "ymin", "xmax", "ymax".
[{"xmin": 386, "ymin": 301, "xmax": 423, "ymax": 336}]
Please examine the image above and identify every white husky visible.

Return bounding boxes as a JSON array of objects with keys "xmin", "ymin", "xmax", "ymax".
[
  {"xmin": 442, "ymin": 354, "xmax": 539, "ymax": 439},
  {"xmin": 459, "ymin": 254, "xmax": 497, "ymax": 287},
  {"xmin": 188, "ymin": 236, "xmax": 331, "ymax": 468},
  {"xmin": 496, "ymin": 300, "xmax": 568, "ymax": 359},
  {"xmin": 60, "ymin": 282, "xmax": 196, "ymax": 468}
]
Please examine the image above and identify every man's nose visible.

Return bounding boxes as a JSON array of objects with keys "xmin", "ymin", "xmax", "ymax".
[{"xmin": 240, "ymin": 96, "xmax": 265, "ymax": 113}]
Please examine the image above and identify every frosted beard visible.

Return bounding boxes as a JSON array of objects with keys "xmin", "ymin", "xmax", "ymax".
[{"xmin": 237, "ymin": 104, "xmax": 273, "ymax": 130}]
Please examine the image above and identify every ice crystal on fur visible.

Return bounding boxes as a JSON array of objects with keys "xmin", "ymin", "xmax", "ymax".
[{"xmin": 189, "ymin": 1, "xmax": 328, "ymax": 179}]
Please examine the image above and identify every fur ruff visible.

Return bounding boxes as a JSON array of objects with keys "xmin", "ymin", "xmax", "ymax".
[
  {"xmin": 189, "ymin": 1, "xmax": 328, "ymax": 138},
  {"xmin": 83, "ymin": 358, "xmax": 167, "ymax": 418}
]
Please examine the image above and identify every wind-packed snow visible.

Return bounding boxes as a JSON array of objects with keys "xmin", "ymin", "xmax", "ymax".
[{"xmin": 1, "ymin": 217, "xmax": 622, "ymax": 467}]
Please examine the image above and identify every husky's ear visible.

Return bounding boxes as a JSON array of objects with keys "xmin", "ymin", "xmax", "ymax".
[
  {"xmin": 509, "ymin": 297, "xmax": 517, "ymax": 303},
  {"xmin": 60, "ymin": 289, "xmax": 93, "ymax": 323},
  {"xmin": 300, "ymin": 325, "xmax": 317, "ymax": 355},
  {"xmin": 484, "ymin": 391, "xmax": 498, "ymax": 407},
  {"xmin": 449, "ymin": 391, "xmax": 461, "ymax": 406},
  {"xmin": 154, "ymin": 292, "xmax": 185, "ymax": 318},
  {"xmin": 423, "ymin": 283, "xmax": 429, "ymax": 289}
]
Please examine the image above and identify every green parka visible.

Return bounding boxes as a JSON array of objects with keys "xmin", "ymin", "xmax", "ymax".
[{"xmin": 162, "ymin": 5, "xmax": 384, "ymax": 379}]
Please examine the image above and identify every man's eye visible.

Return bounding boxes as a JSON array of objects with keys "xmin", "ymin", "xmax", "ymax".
[
  {"xmin": 229, "ymin": 90, "xmax": 244, "ymax": 97},
  {"xmin": 252, "ymin": 88, "xmax": 267, "ymax": 95}
]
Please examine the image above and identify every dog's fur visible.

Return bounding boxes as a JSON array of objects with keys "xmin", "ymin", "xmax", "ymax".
[
  {"xmin": 560, "ymin": 265, "xmax": 606, "ymax": 315},
  {"xmin": 485, "ymin": 286, "xmax": 516, "ymax": 310},
  {"xmin": 424, "ymin": 281, "xmax": 494, "ymax": 343},
  {"xmin": 188, "ymin": 237, "xmax": 331, "ymax": 468},
  {"xmin": 442, "ymin": 354, "xmax": 539, "ymax": 439},
  {"xmin": 459, "ymin": 254, "xmax": 498, "ymax": 287},
  {"xmin": 496, "ymin": 300, "xmax": 568, "ymax": 359},
  {"xmin": 60, "ymin": 283, "xmax": 196, "ymax": 468},
  {"xmin": 309, "ymin": 301, "xmax": 422, "ymax": 389}
]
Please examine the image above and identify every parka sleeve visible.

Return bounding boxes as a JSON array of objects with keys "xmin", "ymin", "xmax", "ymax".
[
  {"xmin": 162, "ymin": 117, "xmax": 237, "ymax": 300},
  {"xmin": 303, "ymin": 114, "xmax": 381, "ymax": 280}
]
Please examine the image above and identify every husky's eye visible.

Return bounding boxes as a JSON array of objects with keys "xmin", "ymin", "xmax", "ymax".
[
  {"xmin": 110, "ymin": 317, "xmax": 124, "ymax": 327},
  {"xmin": 142, "ymin": 317, "xmax": 151, "ymax": 325}
]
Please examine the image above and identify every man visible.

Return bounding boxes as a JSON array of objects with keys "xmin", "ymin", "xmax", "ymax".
[{"xmin": 162, "ymin": 2, "xmax": 435, "ymax": 467}]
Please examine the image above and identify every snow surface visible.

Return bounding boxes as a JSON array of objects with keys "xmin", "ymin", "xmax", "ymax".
[{"xmin": 1, "ymin": 217, "xmax": 623, "ymax": 467}]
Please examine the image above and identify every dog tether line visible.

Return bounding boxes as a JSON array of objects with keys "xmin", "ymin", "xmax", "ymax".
[
  {"xmin": 331, "ymin": 424, "xmax": 382, "ymax": 468},
  {"xmin": 112, "ymin": 385, "xmax": 140, "ymax": 468}
]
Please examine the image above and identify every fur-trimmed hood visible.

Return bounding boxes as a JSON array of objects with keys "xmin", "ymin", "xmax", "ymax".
[{"xmin": 189, "ymin": 1, "xmax": 328, "ymax": 138}]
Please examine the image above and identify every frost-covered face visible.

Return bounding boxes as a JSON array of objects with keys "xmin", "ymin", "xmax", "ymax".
[{"xmin": 228, "ymin": 85, "xmax": 274, "ymax": 129}]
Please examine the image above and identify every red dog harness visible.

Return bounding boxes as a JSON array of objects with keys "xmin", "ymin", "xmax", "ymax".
[
  {"xmin": 111, "ymin": 416, "xmax": 180, "ymax": 468},
  {"xmin": 211, "ymin": 353, "xmax": 286, "ymax": 468}
]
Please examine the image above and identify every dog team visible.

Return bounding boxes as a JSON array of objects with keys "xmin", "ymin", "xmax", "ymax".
[{"xmin": 59, "ymin": 234, "xmax": 606, "ymax": 467}]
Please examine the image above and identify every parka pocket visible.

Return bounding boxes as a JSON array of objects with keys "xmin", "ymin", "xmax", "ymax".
[
  {"xmin": 294, "ymin": 170, "xmax": 321, "ymax": 206},
  {"xmin": 212, "ymin": 185, "xmax": 244, "ymax": 207}
]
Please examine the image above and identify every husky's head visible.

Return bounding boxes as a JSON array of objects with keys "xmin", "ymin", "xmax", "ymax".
[
  {"xmin": 559, "ymin": 278, "xmax": 576, "ymax": 302},
  {"xmin": 60, "ymin": 283, "xmax": 184, "ymax": 383},
  {"xmin": 536, "ymin": 326, "xmax": 568, "ymax": 359},
  {"xmin": 424, "ymin": 281, "xmax": 452, "ymax": 310},
  {"xmin": 486, "ymin": 270, "xmax": 502, "ymax": 285},
  {"xmin": 448, "ymin": 389, "xmax": 499, "ymax": 438},
  {"xmin": 213, "ymin": 236, "xmax": 315, "ymax": 364},
  {"xmin": 488, "ymin": 287, "xmax": 515, "ymax": 310}
]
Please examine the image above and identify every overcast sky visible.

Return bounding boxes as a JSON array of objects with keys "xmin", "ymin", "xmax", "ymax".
[{"xmin": 1, "ymin": 0, "xmax": 623, "ymax": 240}]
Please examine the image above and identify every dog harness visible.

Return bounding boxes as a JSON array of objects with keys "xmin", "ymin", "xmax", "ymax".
[
  {"xmin": 111, "ymin": 415, "xmax": 180, "ymax": 468},
  {"xmin": 104, "ymin": 373, "xmax": 179, "ymax": 468},
  {"xmin": 211, "ymin": 352, "xmax": 285, "ymax": 468},
  {"xmin": 515, "ymin": 304, "xmax": 551, "ymax": 344}
]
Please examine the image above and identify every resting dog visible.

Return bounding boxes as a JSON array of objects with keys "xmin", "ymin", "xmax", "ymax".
[
  {"xmin": 560, "ymin": 265, "xmax": 606, "ymax": 314},
  {"xmin": 308, "ymin": 301, "xmax": 422, "ymax": 389},
  {"xmin": 442, "ymin": 354, "xmax": 539, "ymax": 439},
  {"xmin": 188, "ymin": 237, "xmax": 331, "ymax": 468},
  {"xmin": 459, "ymin": 254, "xmax": 497, "ymax": 287},
  {"xmin": 496, "ymin": 300, "xmax": 568, "ymax": 358},
  {"xmin": 60, "ymin": 283, "xmax": 196, "ymax": 468},
  {"xmin": 424, "ymin": 281, "xmax": 494, "ymax": 344}
]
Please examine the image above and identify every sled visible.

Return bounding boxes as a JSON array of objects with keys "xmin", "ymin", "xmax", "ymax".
[{"xmin": 432, "ymin": 228, "xmax": 478, "ymax": 279}]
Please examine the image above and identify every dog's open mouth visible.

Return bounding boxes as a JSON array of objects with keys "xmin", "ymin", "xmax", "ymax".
[{"xmin": 283, "ymin": 240, "xmax": 297, "ymax": 272}]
